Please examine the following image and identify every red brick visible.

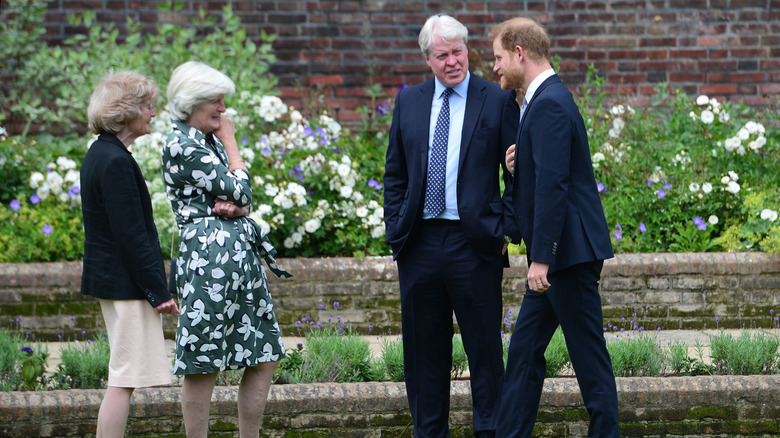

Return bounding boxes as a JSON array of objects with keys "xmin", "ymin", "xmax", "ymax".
[
  {"xmin": 699, "ymin": 35, "xmax": 740, "ymax": 46},
  {"xmin": 729, "ymin": 72, "xmax": 767, "ymax": 82},
  {"xmin": 700, "ymin": 84, "xmax": 738, "ymax": 95},
  {"xmin": 670, "ymin": 72, "xmax": 706, "ymax": 82}
]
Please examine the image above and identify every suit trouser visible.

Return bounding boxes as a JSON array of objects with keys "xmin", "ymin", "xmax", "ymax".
[
  {"xmin": 497, "ymin": 260, "xmax": 619, "ymax": 438},
  {"xmin": 397, "ymin": 219, "xmax": 505, "ymax": 437}
]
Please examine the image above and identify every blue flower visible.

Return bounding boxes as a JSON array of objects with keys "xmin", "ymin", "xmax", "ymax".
[
  {"xmin": 693, "ymin": 216, "xmax": 707, "ymax": 231},
  {"xmin": 639, "ymin": 222, "xmax": 647, "ymax": 233},
  {"xmin": 597, "ymin": 182, "xmax": 605, "ymax": 192},
  {"xmin": 30, "ymin": 194, "xmax": 41, "ymax": 204},
  {"xmin": 376, "ymin": 104, "xmax": 390, "ymax": 116},
  {"xmin": 664, "ymin": 182, "xmax": 672, "ymax": 189},
  {"xmin": 21, "ymin": 347, "xmax": 33, "ymax": 354},
  {"xmin": 334, "ymin": 302, "xmax": 340, "ymax": 309},
  {"xmin": 261, "ymin": 147, "xmax": 271, "ymax": 155},
  {"xmin": 10, "ymin": 199, "xmax": 21, "ymax": 210},
  {"xmin": 398, "ymin": 84, "xmax": 409, "ymax": 92},
  {"xmin": 656, "ymin": 188, "xmax": 666, "ymax": 198},
  {"xmin": 614, "ymin": 230, "xmax": 622, "ymax": 240},
  {"xmin": 42, "ymin": 224, "xmax": 53, "ymax": 235},
  {"xmin": 241, "ymin": 137, "xmax": 248, "ymax": 144},
  {"xmin": 68, "ymin": 186, "xmax": 81, "ymax": 196},
  {"xmin": 304, "ymin": 126, "xmax": 314, "ymax": 136}
]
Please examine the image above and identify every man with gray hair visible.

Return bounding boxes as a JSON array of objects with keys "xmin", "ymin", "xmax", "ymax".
[{"xmin": 384, "ymin": 14, "xmax": 519, "ymax": 437}]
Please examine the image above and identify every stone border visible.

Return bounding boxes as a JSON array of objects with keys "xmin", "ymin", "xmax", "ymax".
[{"xmin": 1, "ymin": 375, "xmax": 779, "ymax": 436}]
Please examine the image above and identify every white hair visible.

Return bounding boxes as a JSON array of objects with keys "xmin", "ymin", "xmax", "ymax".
[
  {"xmin": 166, "ymin": 61, "xmax": 235, "ymax": 121},
  {"xmin": 418, "ymin": 14, "xmax": 469, "ymax": 58}
]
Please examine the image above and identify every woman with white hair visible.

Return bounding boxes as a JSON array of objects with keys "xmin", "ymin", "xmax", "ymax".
[{"xmin": 162, "ymin": 61, "xmax": 290, "ymax": 438}]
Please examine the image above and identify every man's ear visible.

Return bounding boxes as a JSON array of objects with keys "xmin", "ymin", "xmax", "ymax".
[{"xmin": 515, "ymin": 45, "xmax": 525, "ymax": 62}]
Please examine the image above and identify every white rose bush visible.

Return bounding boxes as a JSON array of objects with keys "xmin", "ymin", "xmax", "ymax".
[{"xmin": 585, "ymin": 84, "xmax": 779, "ymax": 254}]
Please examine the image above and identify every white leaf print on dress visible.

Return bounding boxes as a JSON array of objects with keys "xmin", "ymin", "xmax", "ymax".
[
  {"xmin": 260, "ymin": 342, "xmax": 280, "ymax": 362},
  {"xmin": 186, "ymin": 299, "xmax": 211, "ymax": 326},
  {"xmin": 192, "ymin": 169, "xmax": 217, "ymax": 191},
  {"xmin": 235, "ymin": 344, "xmax": 253, "ymax": 363},
  {"xmin": 178, "ymin": 327, "xmax": 199, "ymax": 348},
  {"xmin": 237, "ymin": 313, "xmax": 256, "ymax": 341}
]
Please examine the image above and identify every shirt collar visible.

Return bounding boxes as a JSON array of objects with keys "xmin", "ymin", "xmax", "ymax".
[
  {"xmin": 524, "ymin": 68, "xmax": 555, "ymax": 103},
  {"xmin": 434, "ymin": 71, "xmax": 470, "ymax": 100}
]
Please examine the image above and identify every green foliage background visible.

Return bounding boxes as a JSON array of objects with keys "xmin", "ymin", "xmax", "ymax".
[{"xmin": 1, "ymin": 0, "xmax": 779, "ymax": 263}]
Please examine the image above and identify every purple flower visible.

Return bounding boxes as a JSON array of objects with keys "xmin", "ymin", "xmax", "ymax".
[
  {"xmin": 398, "ymin": 84, "xmax": 410, "ymax": 92},
  {"xmin": 30, "ymin": 194, "xmax": 41, "ymax": 204},
  {"xmin": 616, "ymin": 222, "xmax": 622, "ymax": 231},
  {"xmin": 304, "ymin": 126, "xmax": 314, "ymax": 136},
  {"xmin": 639, "ymin": 222, "xmax": 647, "ymax": 233},
  {"xmin": 241, "ymin": 137, "xmax": 249, "ymax": 144},
  {"xmin": 664, "ymin": 182, "xmax": 672, "ymax": 189},
  {"xmin": 715, "ymin": 316, "xmax": 719, "ymax": 323},
  {"xmin": 21, "ymin": 347, "xmax": 33, "ymax": 354},
  {"xmin": 656, "ymin": 188, "xmax": 666, "ymax": 198},
  {"xmin": 694, "ymin": 216, "xmax": 707, "ymax": 231},
  {"xmin": 42, "ymin": 224, "xmax": 53, "ymax": 235},
  {"xmin": 334, "ymin": 302, "xmax": 339, "ymax": 309},
  {"xmin": 68, "ymin": 186, "xmax": 81, "ymax": 196},
  {"xmin": 376, "ymin": 104, "xmax": 390, "ymax": 116},
  {"xmin": 614, "ymin": 230, "xmax": 622, "ymax": 240},
  {"xmin": 647, "ymin": 179, "xmax": 654, "ymax": 187},
  {"xmin": 297, "ymin": 343, "xmax": 303, "ymax": 349},
  {"xmin": 10, "ymin": 199, "xmax": 21, "ymax": 210},
  {"xmin": 368, "ymin": 179, "xmax": 379, "ymax": 188},
  {"xmin": 262, "ymin": 147, "xmax": 271, "ymax": 154},
  {"xmin": 597, "ymin": 182, "xmax": 605, "ymax": 192}
]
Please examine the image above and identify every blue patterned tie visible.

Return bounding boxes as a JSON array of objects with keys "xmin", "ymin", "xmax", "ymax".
[{"xmin": 425, "ymin": 88, "xmax": 453, "ymax": 218}]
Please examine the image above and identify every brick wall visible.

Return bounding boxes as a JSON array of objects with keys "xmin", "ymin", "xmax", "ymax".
[
  {"xmin": 1, "ymin": 376, "xmax": 779, "ymax": 437},
  {"xmin": 14, "ymin": 0, "xmax": 780, "ymax": 126},
  {"xmin": 1, "ymin": 253, "xmax": 779, "ymax": 341}
]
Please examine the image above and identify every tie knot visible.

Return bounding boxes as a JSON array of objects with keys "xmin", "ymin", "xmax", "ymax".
[{"xmin": 442, "ymin": 88, "xmax": 454, "ymax": 100}]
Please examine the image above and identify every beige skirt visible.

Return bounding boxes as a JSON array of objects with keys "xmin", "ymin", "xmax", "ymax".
[{"xmin": 99, "ymin": 299, "xmax": 172, "ymax": 388}]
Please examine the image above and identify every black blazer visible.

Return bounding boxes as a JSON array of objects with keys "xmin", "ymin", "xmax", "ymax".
[
  {"xmin": 80, "ymin": 133, "xmax": 171, "ymax": 306},
  {"xmin": 508, "ymin": 75, "xmax": 614, "ymax": 273},
  {"xmin": 384, "ymin": 74, "xmax": 519, "ymax": 261}
]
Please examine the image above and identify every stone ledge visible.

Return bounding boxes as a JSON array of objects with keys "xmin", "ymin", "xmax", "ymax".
[
  {"xmin": 3, "ymin": 253, "xmax": 779, "ymax": 287},
  {"xmin": 1, "ymin": 375, "xmax": 779, "ymax": 437}
]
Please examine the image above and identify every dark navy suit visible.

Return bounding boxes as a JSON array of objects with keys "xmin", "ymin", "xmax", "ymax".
[
  {"xmin": 384, "ymin": 74, "xmax": 519, "ymax": 437},
  {"xmin": 498, "ymin": 74, "xmax": 619, "ymax": 437}
]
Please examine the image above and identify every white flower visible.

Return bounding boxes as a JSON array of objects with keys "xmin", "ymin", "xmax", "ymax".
[
  {"xmin": 290, "ymin": 110, "xmax": 303, "ymax": 124},
  {"xmin": 592, "ymin": 152, "xmax": 605, "ymax": 164},
  {"xmin": 696, "ymin": 95, "xmax": 709, "ymax": 106},
  {"xmin": 760, "ymin": 209, "xmax": 778, "ymax": 222},
  {"xmin": 356, "ymin": 206, "xmax": 369, "ymax": 218},
  {"xmin": 291, "ymin": 231, "xmax": 303, "ymax": 243},
  {"xmin": 371, "ymin": 225, "xmax": 385, "ymax": 239},
  {"xmin": 700, "ymin": 110, "xmax": 714, "ymax": 124},
  {"xmin": 728, "ymin": 170, "xmax": 739, "ymax": 181},
  {"xmin": 725, "ymin": 181, "xmax": 740, "ymax": 194},
  {"xmin": 688, "ymin": 182, "xmax": 700, "ymax": 192},
  {"xmin": 736, "ymin": 145, "xmax": 746, "ymax": 156},
  {"xmin": 737, "ymin": 128, "xmax": 750, "ymax": 140},
  {"xmin": 702, "ymin": 182, "xmax": 713, "ymax": 194},
  {"xmin": 718, "ymin": 111, "xmax": 730, "ymax": 123},
  {"xmin": 304, "ymin": 218, "xmax": 321, "ymax": 233},
  {"xmin": 721, "ymin": 176, "xmax": 730, "ymax": 184},
  {"xmin": 29, "ymin": 172, "xmax": 45, "ymax": 189},
  {"xmin": 613, "ymin": 117, "xmax": 625, "ymax": 132},
  {"xmin": 689, "ymin": 111, "xmax": 697, "ymax": 122},
  {"xmin": 339, "ymin": 185, "xmax": 353, "ymax": 198},
  {"xmin": 283, "ymin": 237, "xmax": 295, "ymax": 248},
  {"xmin": 337, "ymin": 163, "xmax": 351, "ymax": 177},
  {"xmin": 708, "ymin": 215, "xmax": 719, "ymax": 225}
]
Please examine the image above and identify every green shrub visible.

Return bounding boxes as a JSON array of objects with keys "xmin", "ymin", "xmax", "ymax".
[
  {"xmin": 665, "ymin": 340, "xmax": 714, "ymax": 376},
  {"xmin": 607, "ymin": 333, "xmax": 664, "ymax": 377},
  {"xmin": 378, "ymin": 337, "xmax": 405, "ymax": 382},
  {"xmin": 0, "ymin": 330, "xmax": 51, "ymax": 391},
  {"xmin": 709, "ymin": 330, "xmax": 780, "ymax": 375},
  {"xmin": 57, "ymin": 338, "xmax": 110, "ymax": 389},
  {"xmin": 544, "ymin": 328, "xmax": 570, "ymax": 378},
  {"xmin": 298, "ymin": 325, "xmax": 376, "ymax": 383}
]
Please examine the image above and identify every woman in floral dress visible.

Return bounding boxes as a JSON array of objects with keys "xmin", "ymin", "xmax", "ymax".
[{"xmin": 162, "ymin": 61, "xmax": 290, "ymax": 438}]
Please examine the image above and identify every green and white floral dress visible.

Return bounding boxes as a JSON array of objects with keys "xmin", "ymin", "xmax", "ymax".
[{"xmin": 162, "ymin": 120, "xmax": 290, "ymax": 375}]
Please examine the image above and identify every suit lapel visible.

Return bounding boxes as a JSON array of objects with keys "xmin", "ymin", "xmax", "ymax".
[
  {"xmin": 459, "ymin": 76, "xmax": 485, "ymax": 171},
  {"xmin": 416, "ymin": 81, "xmax": 436, "ymax": 178}
]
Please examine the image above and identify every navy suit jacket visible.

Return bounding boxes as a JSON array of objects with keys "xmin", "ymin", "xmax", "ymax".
[
  {"xmin": 508, "ymin": 75, "xmax": 613, "ymax": 273},
  {"xmin": 80, "ymin": 133, "xmax": 172, "ymax": 307},
  {"xmin": 384, "ymin": 74, "xmax": 519, "ymax": 261}
]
